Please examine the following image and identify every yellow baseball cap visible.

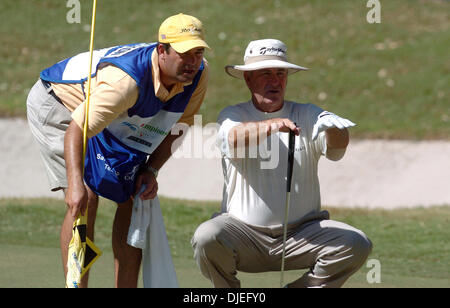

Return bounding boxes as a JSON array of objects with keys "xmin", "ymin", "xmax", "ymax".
[{"xmin": 158, "ymin": 13, "xmax": 210, "ymax": 53}]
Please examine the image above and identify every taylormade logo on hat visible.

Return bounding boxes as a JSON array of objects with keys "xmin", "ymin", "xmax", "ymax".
[
  {"xmin": 259, "ymin": 46, "xmax": 285, "ymax": 55},
  {"xmin": 225, "ymin": 39, "xmax": 308, "ymax": 79},
  {"xmin": 248, "ymin": 44, "xmax": 286, "ymax": 58},
  {"xmin": 158, "ymin": 13, "xmax": 210, "ymax": 53}
]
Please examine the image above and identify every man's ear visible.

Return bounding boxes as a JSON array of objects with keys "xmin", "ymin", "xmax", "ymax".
[
  {"xmin": 244, "ymin": 71, "xmax": 252, "ymax": 88},
  {"xmin": 157, "ymin": 43, "xmax": 165, "ymax": 55}
]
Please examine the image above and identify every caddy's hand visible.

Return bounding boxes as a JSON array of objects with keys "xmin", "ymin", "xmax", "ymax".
[
  {"xmin": 134, "ymin": 168, "xmax": 158, "ymax": 200},
  {"xmin": 311, "ymin": 111, "xmax": 356, "ymax": 141},
  {"xmin": 65, "ymin": 182, "xmax": 88, "ymax": 219}
]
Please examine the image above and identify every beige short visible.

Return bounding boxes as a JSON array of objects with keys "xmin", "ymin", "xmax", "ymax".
[
  {"xmin": 192, "ymin": 211, "xmax": 372, "ymax": 288},
  {"xmin": 27, "ymin": 79, "xmax": 72, "ymax": 191}
]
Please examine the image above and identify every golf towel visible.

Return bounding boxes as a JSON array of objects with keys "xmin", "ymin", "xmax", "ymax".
[{"xmin": 127, "ymin": 186, "xmax": 178, "ymax": 288}]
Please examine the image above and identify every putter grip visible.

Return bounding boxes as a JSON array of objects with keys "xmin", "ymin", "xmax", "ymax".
[{"xmin": 286, "ymin": 128, "xmax": 295, "ymax": 192}]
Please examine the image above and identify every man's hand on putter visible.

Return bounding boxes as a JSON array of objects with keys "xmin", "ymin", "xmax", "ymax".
[
  {"xmin": 311, "ymin": 111, "xmax": 355, "ymax": 141},
  {"xmin": 267, "ymin": 118, "xmax": 300, "ymax": 136}
]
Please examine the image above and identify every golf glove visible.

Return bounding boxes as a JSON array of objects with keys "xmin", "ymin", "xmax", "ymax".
[{"xmin": 311, "ymin": 111, "xmax": 356, "ymax": 141}]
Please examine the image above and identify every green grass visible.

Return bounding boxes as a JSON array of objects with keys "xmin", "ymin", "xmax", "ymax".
[
  {"xmin": 0, "ymin": 0, "xmax": 449, "ymax": 139},
  {"xmin": 0, "ymin": 197, "xmax": 449, "ymax": 288}
]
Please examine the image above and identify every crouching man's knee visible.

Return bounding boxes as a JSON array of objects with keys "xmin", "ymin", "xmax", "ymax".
[
  {"xmin": 191, "ymin": 216, "xmax": 242, "ymax": 288},
  {"xmin": 191, "ymin": 219, "xmax": 235, "ymax": 280},
  {"xmin": 192, "ymin": 222, "xmax": 218, "ymax": 255},
  {"xmin": 345, "ymin": 230, "xmax": 373, "ymax": 267},
  {"xmin": 191, "ymin": 219, "xmax": 229, "ymax": 267}
]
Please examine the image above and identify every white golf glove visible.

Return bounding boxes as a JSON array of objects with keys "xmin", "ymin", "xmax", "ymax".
[{"xmin": 311, "ymin": 111, "xmax": 356, "ymax": 141}]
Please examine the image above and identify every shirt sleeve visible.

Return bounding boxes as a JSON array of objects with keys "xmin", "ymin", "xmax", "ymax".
[
  {"xmin": 216, "ymin": 106, "xmax": 243, "ymax": 158},
  {"xmin": 71, "ymin": 64, "xmax": 139, "ymax": 138},
  {"xmin": 177, "ymin": 59, "xmax": 209, "ymax": 126},
  {"xmin": 315, "ymin": 131, "xmax": 346, "ymax": 161}
]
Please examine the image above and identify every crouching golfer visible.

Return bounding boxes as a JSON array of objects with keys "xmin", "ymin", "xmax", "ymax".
[
  {"xmin": 192, "ymin": 39, "xmax": 371, "ymax": 288},
  {"xmin": 27, "ymin": 13, "xmax": 210, "ymax": 287}
]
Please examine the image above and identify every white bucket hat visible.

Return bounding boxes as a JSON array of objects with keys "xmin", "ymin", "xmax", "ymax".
[{"xmin": 225, "ymin": 39, "xmax": 308, "ymax": 79}]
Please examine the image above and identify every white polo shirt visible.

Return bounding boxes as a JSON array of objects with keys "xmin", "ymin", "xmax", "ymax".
[{"xmin": 217, "ymin": 100, "xmax": 346, "ymax": 227}]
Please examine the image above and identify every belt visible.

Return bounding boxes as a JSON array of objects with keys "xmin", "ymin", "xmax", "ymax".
[{"xmin": 40, "ymin": 79, "xmax": 63, "ymax": 104}]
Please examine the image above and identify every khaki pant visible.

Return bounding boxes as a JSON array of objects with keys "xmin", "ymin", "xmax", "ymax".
[
  {"xmin": 191, "ymin": 212, "xmax": 372, "ymax": 288},
  {"xmin": 26, "ymin": 79, "xmax": 71, "ymax": 191}
]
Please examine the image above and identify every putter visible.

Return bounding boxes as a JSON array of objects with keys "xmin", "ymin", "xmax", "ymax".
[{"xmin": 280, "ymin": 127, "xmax": 296, "ymax": 288}]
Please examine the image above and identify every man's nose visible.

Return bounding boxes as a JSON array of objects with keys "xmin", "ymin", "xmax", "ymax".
[
  {"xmin": 269, "ymin": 73, "xmax": 282, "ymax": 85},
  {"xmin": 183, "ymin": 52, "xmax": 196, "ymax": 65}
]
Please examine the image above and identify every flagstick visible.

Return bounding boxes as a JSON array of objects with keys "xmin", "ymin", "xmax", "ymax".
[
  {"xmin": 66, "ymin": 0, "xmax": 98, "ymax": 287},
  {"xmin": 79, "ymin": 0, "xmax": 97, "ymax": 277},
  {"xmin": 83, "ymin": 0, "xmax": 97, "ymax": 166}
]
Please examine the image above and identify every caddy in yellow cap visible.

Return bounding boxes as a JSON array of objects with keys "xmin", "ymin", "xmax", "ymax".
[{"xmin": 27, "ymin": 12, "xmax": 210, "ymax": 287}]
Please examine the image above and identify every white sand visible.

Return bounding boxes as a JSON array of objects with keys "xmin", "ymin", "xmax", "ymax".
[{"xmin": 1, "ymin": 118, "xmax": 449, "ymax": 209}]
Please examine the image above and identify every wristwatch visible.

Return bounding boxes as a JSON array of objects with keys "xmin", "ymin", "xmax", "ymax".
[{"xmin": 146, "ymin": 165, "xmax": 159, "ymax": 178}]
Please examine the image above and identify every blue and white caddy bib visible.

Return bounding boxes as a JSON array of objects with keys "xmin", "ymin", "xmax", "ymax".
[{"xmin": 41, "ymin": 43, "xmax": 204, "ymax": 202}]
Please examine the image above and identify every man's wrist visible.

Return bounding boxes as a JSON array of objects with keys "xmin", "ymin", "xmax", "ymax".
[{"xmin": 145, "ymin": 165, "xmax": 159, "ymax": 178}]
